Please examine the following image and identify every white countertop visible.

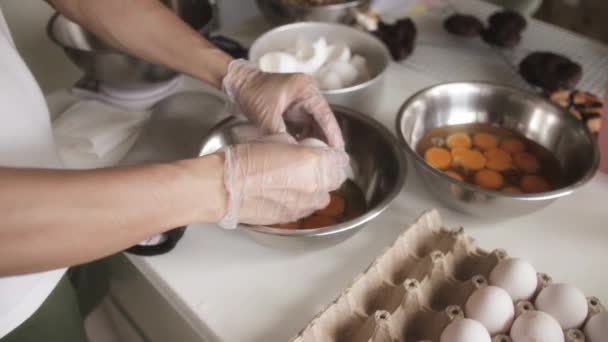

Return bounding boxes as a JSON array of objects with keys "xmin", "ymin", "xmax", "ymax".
[
  {"xmin": 32, "ymin": 0, "xmax": 608, "ymax": 340},
  {"xmin": 120, "ymin": 2, "xmax": 608, "ymax": 342}
]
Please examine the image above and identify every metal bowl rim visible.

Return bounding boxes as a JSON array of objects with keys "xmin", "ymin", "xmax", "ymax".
[
  {"xmin": 200, "ymin": 105, "xmax": 408, "ymax": 237},
  {"xmin": 258, "ymin": 0, "xmax": 370, "ymax": 10},
  {"xmin": 395, "ymin": 81, "xmax": 600, "ymax": 201},
  {"xmin": 248, "ymin": 21, "xmax": 391, "ymax": 95}
]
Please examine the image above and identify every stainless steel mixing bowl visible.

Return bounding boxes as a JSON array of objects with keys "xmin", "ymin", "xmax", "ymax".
[
  {"xmin": 256, "ymin": 0, "xmax": 370, "ymax": 26},
  {"xmin": 200, "ymin": 106, "xmax": 407, "ymax": 250},
  {"xmin": 397, "ymin": 82, "xmax": 599, "ymax": 219},
  {"xmin": 47, "ymin": 0, "xmax": 214, "ymax": 84},
  {"xmin": 249, "ymin": 22, "xmax": 391, "ymax": 114}
]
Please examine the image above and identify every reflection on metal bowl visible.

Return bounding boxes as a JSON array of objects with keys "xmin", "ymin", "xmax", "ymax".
[
  {"xmin": 200, "ymin": 106, "xmax": 407, "ymax": 250},
  {"xmin": 256, "ymin": 0, "xmax": 370, "ymax": 26},
  {"xmin": 396, "ymin": 82, "xmax": 599, "ymax": 219}
]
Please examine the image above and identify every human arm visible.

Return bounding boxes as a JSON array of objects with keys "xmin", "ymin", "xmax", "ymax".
[
  {"xmin": 0, "ymin": 142, "xmax": 348, "ymax": 275},
  {"xmin": 0, "ymin": 155, "xmax": 225, "ymax": 275}
]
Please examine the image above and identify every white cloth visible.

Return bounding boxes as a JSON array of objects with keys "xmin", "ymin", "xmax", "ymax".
[
  {"xmin": 0, "ymin": 8, "xmax": 66, "ymax": 338},
  {"xmin": 54, "ymin": 99, "xmax": 150, "ymax": 158}
]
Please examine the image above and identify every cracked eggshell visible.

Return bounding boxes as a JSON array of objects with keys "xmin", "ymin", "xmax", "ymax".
[
  {"xmin": 259, "ymin": 52, "xmax": 299, "ymax": 73},
  {"xmin": 535, "ymin": 283, "xmax": 588, "ymax": 329},
  {"xmin": 489, "ymin": 258, "xmax": 538, "ymax": 302},
  {"xmin": 465, "ymin": 286, "xmax": 515, "ymax": 335}
]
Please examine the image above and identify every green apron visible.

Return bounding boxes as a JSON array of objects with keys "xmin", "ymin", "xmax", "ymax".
[{"xmin": 1, "ymin": 259, "xmax": 110, "ymax": 342}]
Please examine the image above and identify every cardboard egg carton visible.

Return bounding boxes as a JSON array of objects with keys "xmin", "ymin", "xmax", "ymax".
[{"xmin": 290, "ymin": 210, "xmax": 605, "ymax": 342}]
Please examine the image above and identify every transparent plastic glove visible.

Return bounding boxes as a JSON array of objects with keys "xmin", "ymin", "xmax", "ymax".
[
  {"xmin": 218, "ymin": 136, "xmax": 349, "ymax": 229},
  {"xmin": 222, "ymin": 59, "xmax": 345, "ymax": 150}
]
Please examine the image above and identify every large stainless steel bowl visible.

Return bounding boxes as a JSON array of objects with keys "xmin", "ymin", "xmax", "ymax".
[
  {"xmin": 256, "ymin": 0, "xmax": 370, "ymax": 26},
  {"xmin": 397, "ymin": 82, "xmax": 599, "ymax": 219},
  {"xmin": 47, "ymin": 0, "xmax": 215, "ymax": 84},
  {"xmin": 249, "ymin": 22, "xmax": 391, "ymax": 115},
  {"xmin": 200, "ymin": 106, "xmax": 407, "ymax": 250}
]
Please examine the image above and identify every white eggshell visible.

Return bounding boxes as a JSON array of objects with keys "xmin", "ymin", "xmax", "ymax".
[
  {"xmin": 319, "ymin": 71, "xmax": 343, "ymax": 90},
  {"xmin": 327, "ymin": 43, "xmax": 351, "ymax": 63},
  {"xmin": 465, "ymin": 286, "xmax": 515, "ymax": 335},
  {"xmin": 300, "ymin": 138, "xmax": 329, "ymax": 148},
  {"xmin": 584, "ymin": 311, "xmax": 608, "ymax": 342},
  {"xmin": 510, "ymin": 311, "xmax": 564, "ymax": 342},
  {"xmin": 489, "ymin": 258, "xmax": 538, "ymax": 302},
  {"xmin": 258, "ymin": 52, "xmax": 299, "ymax": 73},
  {"xmin": 351, "ymin": 54, "xmax": 370, "ymax": 81},
  {"xmin": 293, "ymin": 37, "xmax": 314, "ymax": 60},
  {"xmin": 327, "ymin": 61, "xmax": 359, "ymax": 88},
  {"xmin": 297, "ymin": 37, "xmax": 330, "ymax": 74},
  {"xmin": 535, "ymin": 283, "xmax": 588, "ymax": 329},
  {"xmin": 440, "ymin": 318, "xmax": 492, "ymax": 342}
]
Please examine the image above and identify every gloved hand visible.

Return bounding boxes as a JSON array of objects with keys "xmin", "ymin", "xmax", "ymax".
[
  {"xmin": 218, "ymin": 135, "xmax": 349, "ymax": 229},
  {"xmin": 222, "ymin": 59, "xmax": 345, "ymax": 150}
]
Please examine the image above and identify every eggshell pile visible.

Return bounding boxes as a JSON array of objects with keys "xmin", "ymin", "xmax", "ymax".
[
  {"xmin": 258, "ymin": 37, "xmax": 371, "ymax": 90},
  {"xmin": 465, "ymin": 286, "xmax": 514, "ymax": 335}
]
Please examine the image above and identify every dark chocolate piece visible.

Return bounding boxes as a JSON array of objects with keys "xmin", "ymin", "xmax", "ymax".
[
  {"xmin": 519, "ymin": 52, "xmax": 582, "ymax": 91},
  {"xmin": 375, "ymin": 18, "xmax": 417, "ymax": 61},
  {"xmin": 444, "ymin": 14, "xmax": 484, "ymax": 37}
]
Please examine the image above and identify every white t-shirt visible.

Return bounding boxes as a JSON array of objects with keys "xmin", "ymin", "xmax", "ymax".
[{"xmin": 0, "ymin": 8, "xmax": 66, "ymax": 338}]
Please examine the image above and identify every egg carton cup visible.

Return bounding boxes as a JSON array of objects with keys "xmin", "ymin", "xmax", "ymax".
[{"xmin": 290, "ymin": 210, "xmax": 605, "ymax": 342}]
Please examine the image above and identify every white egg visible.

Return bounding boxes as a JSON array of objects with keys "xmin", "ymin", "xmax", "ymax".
[
  {"xmin": 465, "ymin": 286, "xmax": 515, "ymax": 335},
  {"xmin": 440, "ymin": 318, "xmax": 492, "ymax": 342},
  {"xmin": 258, "ymin": 52, "xmax": 299, "ymax": 73},
  {"xmin": 535, "ymin": 283, "xmax": 588, "ymax": 329},
  {"xmin": 490, "ymin": 258, "xmax": 538, "ymax": 302},
  {"xmin": 510, "ymin": 311, "xmax": 564, "ymax": 342},
  {"xmin": 584, "ymin": 311, "xmax": 608, "ymax": 342}
]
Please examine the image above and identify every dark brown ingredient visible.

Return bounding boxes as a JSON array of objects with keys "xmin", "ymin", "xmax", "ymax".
[
  {"xmin": 375, "ymin": 18, "xmax": 417, "ymax": 61},
  {"xmin": 444, "ymin": 14, "xmax": 484, "ymax": 37},
  {"xmin": 519, "ymin": 52, "xmax": 582, "ymax": 91}
]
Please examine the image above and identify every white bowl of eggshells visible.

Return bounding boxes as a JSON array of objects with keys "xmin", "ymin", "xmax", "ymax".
[{"xmin": 249, "ymin": 22, "xmax": 391, "ymax": 115}]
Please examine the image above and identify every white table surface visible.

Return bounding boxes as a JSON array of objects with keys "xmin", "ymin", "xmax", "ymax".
[
  {"xmin": 122, "ymin": 2, "xmax": 608, "ymax": 341},
  {"xmin": 55, "ymin": 1, "xmax": 608, "ymax": 341}
]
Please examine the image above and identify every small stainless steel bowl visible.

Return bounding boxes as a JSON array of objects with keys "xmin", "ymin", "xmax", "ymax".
[
  {"xmin": 200, "ymin": 106, "xmax": 407, "ymax": 250},
  {"xmin": 397, "ymin": 82, "xmax": 599, "ymax": 219},
  {"xmin": 256, "ymin": 0, "xmax": 370, "ymax": 26},
  {"xmin": 47, "ymin": 0, "xmax": 215, "ymax": 84},
  {"xmin": 249, "ymin": 22, "xmax": 391, "ymax": 115}
]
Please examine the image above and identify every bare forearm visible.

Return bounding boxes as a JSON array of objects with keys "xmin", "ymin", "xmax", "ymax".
[
  {"xmin": 0, "ymin": 155, "xmax": 225, "ymax": 275},
  {"xmin": 48, "ymin": 0, "xmax": 233, "ymax": 88}
]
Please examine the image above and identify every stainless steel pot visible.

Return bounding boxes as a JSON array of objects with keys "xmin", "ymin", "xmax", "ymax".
[
  {"xmin": 47, "ymin": 0, "xmax": 215, "ymax": 85},
  {"xmin": 200, "ymin": 106, "xmax": 407, "ymax": 250}
]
